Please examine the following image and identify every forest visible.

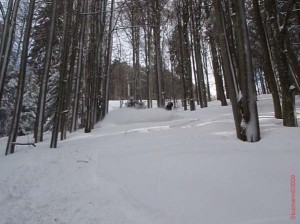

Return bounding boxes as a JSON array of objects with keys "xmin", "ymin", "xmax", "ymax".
[{"xmin": 0, "ymin": 0, "xmax": 299, "ymax": 155}]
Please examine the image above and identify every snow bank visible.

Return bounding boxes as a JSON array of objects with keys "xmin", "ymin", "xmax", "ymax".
[
  {"xmin": 0, "ymin": 95, "xmax": 299, "ymax": 224},
  {"xmin": 101, "ymin": 107, "xmax": 181, "ymax": 126}
]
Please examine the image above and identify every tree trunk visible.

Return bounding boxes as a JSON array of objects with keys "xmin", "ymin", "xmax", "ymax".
[
  {"xmin": 190, "ymin": 0, "xmax": 206, "ymax": 108},
  {"xmin": 265, "ymin": 0, "xmax": 298, "ymax": 127},
  {"xmin": 202, "ymin": 41, "xmax": 211, "ymax": 102},
  {"xmin": 176, "ymin": 3, "xmax": 187, "ymax": 111},
  {"xmin": 71, "ymin": 0, "xmax": 88, "ymax": 132},
  {"xmin": 34, "ymin": 0, "xmax": 58, "ymax": 143},
  {"xmin": 212, "ymin": 0, "xmax": 243, "ymax": 140},
  {"xmin": 234, "ymin": 0, "xmax": 260, "ymax": 142},
  {"xmin": 144, "ymin": 11, "xmax": 152, "ymax": 108},
  {"xmin": 152, "ymin": 0, "xmax": 164, "ymax": 108},
  {"xmin": 96, "ymin": 0, "xmax": 107, "ymax": 121},
  {"xmin": 252, "ymin": 0, "xmax": 282, "ymax": 119},
  {"xmin": 210, "ymin": 36, "xmax": 227, "ymax": 106},
  {"xmin": 6, "ymin": 0, "xmax": 35, "ymax": 155},
  {"xmin": 101, "ymin": 0, "xmax": 114, "ymax": 119},
  {"xmin": 285, "ymin": 32, "xmax": 300, "ymax": 91},
  {"xmin": 182, "ymin": 0, "xmax": 195, "ymax": 111},
  {"xmin": 0, "ymin": 0, "xmax": 21, "ymax": 107},
  {"xmin": 50, "ymin": 0, "xmax": 74, "ymax": 148}
]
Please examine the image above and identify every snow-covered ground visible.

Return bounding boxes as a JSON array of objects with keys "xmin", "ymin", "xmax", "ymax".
[{"xmin": 0, "ymin": 95, "xmax": 300, "ymax": 224}]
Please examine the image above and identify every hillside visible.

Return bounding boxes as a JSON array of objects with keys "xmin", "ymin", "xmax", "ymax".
[{"xmin": 0, "ymin": 95, "xmax": 299, "ymax": 224}]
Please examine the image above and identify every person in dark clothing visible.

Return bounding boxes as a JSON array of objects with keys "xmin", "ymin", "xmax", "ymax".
[{"xmin": 165, "ymin": 102, "xmax": 174, "ymax": 110}]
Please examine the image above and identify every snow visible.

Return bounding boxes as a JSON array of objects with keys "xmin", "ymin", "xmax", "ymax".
[
  {"xmin": 7, "ymin": 78, "xmax": 18, "ymax": 88},
  {"xmin": 0, "ymin": 95, "xmax": 300, "ymax": 224}
]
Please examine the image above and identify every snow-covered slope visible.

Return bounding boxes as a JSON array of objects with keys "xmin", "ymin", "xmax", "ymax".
[{"xmin": 0, "ymin": 95, "xmax": 299, "ymax": 224}]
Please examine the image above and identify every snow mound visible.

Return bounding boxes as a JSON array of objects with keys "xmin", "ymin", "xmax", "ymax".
[{"xmin": 101, "ymin": 108, "xmax": 181, "ymax": 125}]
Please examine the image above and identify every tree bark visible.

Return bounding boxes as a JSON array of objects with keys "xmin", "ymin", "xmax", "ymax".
[
  {"xmin": 234, "ymin": 0, "xmax": 260, "ymax": 142},
  {"xmin": 152, "ymin": 0, "xmax": 164, "ymax": 108},
  {"xmin": 176, "ymin": 3, "xmax": 187, "ymax": 111},
  {"xmin": 101, "ymin": 0, "xmax": 114, "ymax": 119},
  {"xmin": 212, "ymin": 0, "xmax": 243, "ymax": 140},
  {"xmin": 190, "ymin": 0, "xmax": 206, "ymax": 108},
  {"xmin": 50, "ymin": 0, "xmax": 74, "ymax": 148},
  {"xmin": 265, "ymin": 0, "xmax": 298, "ymax": 127},
  {"xmin": 210, "ymin": 36, "xmax": 227, "ymax": 106},
  {"xmin": 182, "ymin": 0, "xmax": 195, "ymax": 111},
  {"xmin": 252, "ymin": 0, "xmax": 282, "ymax": 119},
  {"xmin": 0, "ymin": 0, "xmax": 21, "ymax": 107},
  {"xmin": 34, "ymin": 0, "xmax": 58, "ymax": 143},
  {"xmin": 6, "ymin": 0, "xmax": 36, "ymax": 155},
  {"xmin": 71, "ymin": 0, "xmax": 88, "ymax": 132}
]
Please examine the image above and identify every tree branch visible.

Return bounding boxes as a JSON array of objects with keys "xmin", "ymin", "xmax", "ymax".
[{"xmin": 12, "ymin": 142, "xmax": 37, "ymax": 147}]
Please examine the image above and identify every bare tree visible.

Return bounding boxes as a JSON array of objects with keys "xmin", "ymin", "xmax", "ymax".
[
  {"xmin": 6, "ymin": 0, "xmax": 36, "ymax": 155},
  {"xmin": 252, "ymin": 0, "xmax": 282, "ymax": 119},
  {"xmin": 212, "ymin": 0, "xmax": 244, "ymax": 140},
  {"xmin": 71, "ymin": 0, "xmax": 89, "ymax": 132},
  {"xmin": 181, "ymin": 0, "xmax": 195, "ymax": 111},
  {"xmin": 0, "ymin": 0, "xmax": 21, "ymax": 107},
  {"xmin": 50, "ymin": 0, "xmax": 74, "ymax": 148},
  {"xmin": 234, "ymin": 0, "xmax": 260, "ymax": 142},
  {"xmin": 101, "ymin": 0, "xmax": 115, "ymax": 120},
  {"xmin": 34, "ymin": 0, "xmax": 58, "ymax": 143},
  {"xmin": 264, "ymin": 0, "xmax": 298, "ymax": 127},
  {"xmin": 151, "ymin": 0, "xmax": 164, "ymax": 108}
]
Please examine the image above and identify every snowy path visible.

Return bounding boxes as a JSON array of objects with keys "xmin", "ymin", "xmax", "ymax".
[{"xmin": 0, "ymin": 95, "xmax": 299, "ymax": 224}]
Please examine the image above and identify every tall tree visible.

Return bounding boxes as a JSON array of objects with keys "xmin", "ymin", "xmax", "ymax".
[
  {"xmin": 34, "ymin": 0, "xmax": 58, "ymax": 143},
  {"xmin": 151, "ymin": 0, "xmax": 164, "ymax": 108},
  {"xmin": 212, "ymin": 0, "xmax": 244, "ymax": 140},
  {"xmin": 265, "ymin": 0, "xmax": 298, "ymax": 127},
  {"xmin": 252, "ymin": 0, "xmax": 282, "ymax": 119},
  {"xmin": 234, "ymin": 0, "xmax": 260, "ymax": 142},
  {"xmin": 71, "ymin": 0, "xmax": 89, "ymax": 132},
  {"xmin": 0, "ymin": 0, "xmax": 21, "ymax": 107},
  {"xmin": 50, "ymin": 0, "xmax": 74, "ymax": 148},
  {"xmin": 101, "ymin": 0, "xmax": 114, "ymax": 119},
  {"xmin": 182, "ymin": 0, "xmax": 196, "ymax": 111},
  {"xmin": 190, "ymin": 0, "xmax": 207, "ymax": 108},
  {"xmin": 6, "ymin": 0, "xmax": 36, "ymax": 155}
]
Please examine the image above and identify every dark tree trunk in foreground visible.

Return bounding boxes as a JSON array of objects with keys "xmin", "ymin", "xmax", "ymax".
[
  {"xmin": 212, "ymin": 0, "xmax": 244, "ymax": 140},
  {"xmin": 234, "ymin": 0, "xmax": 260, "ymax": 142}
]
